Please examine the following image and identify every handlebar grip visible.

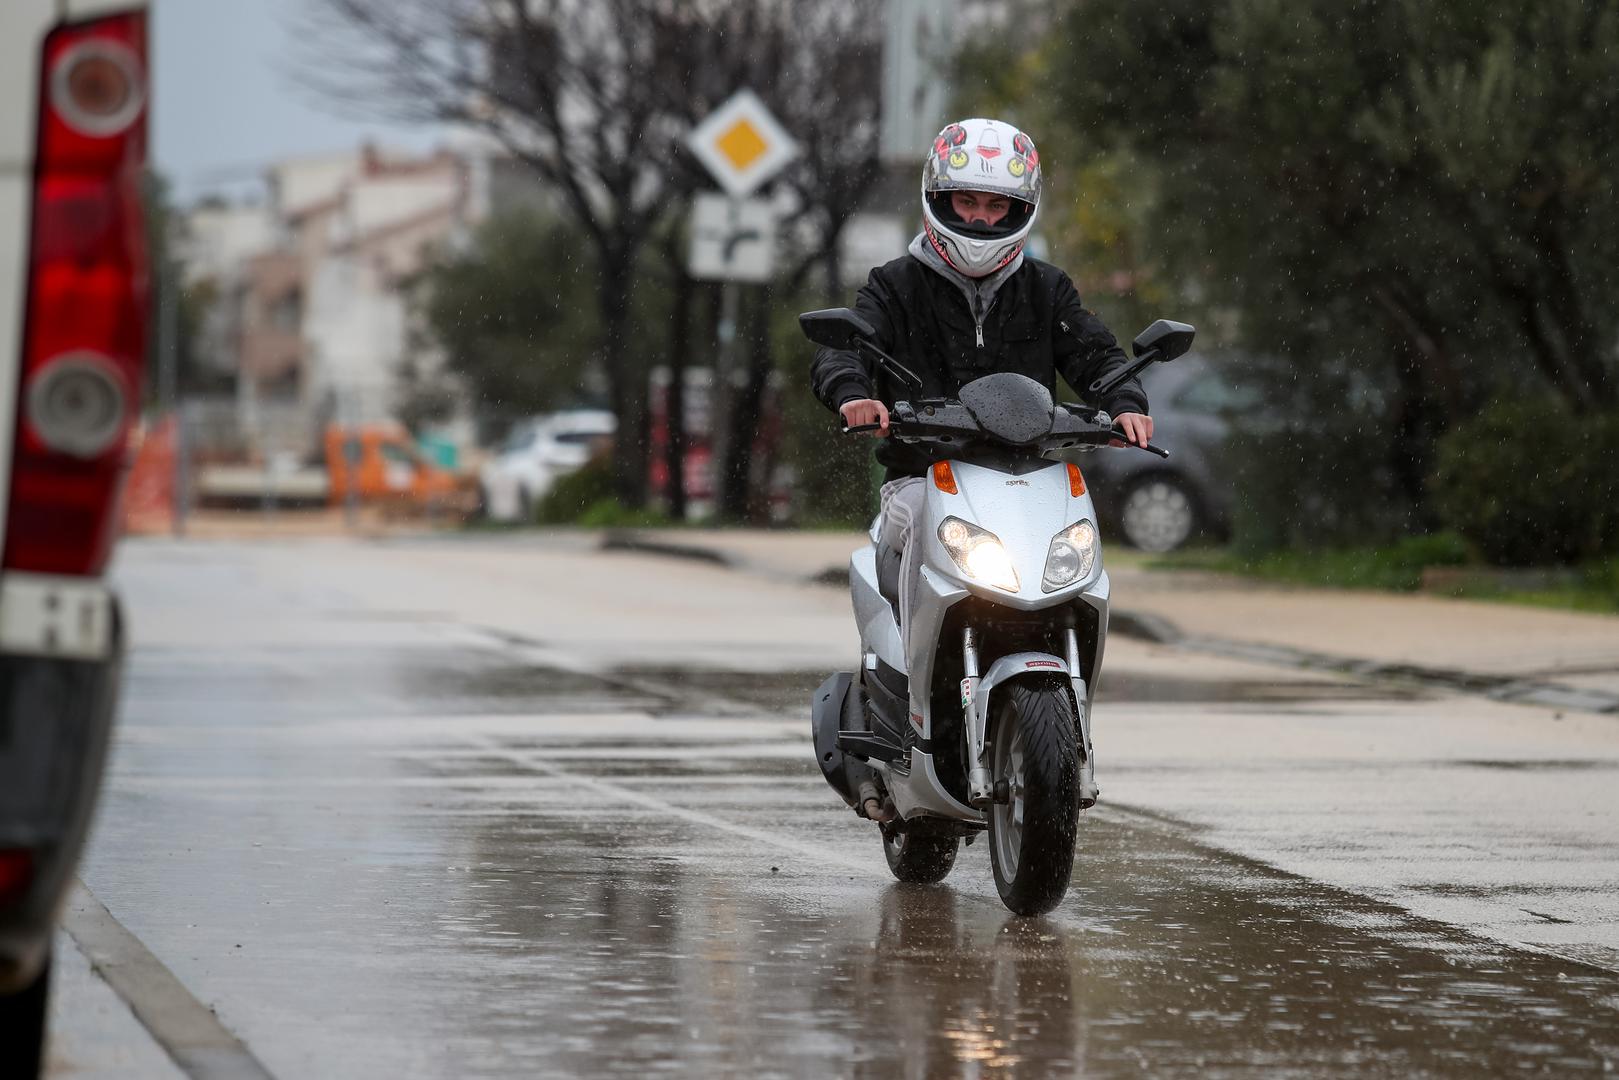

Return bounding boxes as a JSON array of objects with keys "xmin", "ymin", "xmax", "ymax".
[
  {"xmin": 841, "ymin": 423, "xmax": 884, "ymax": 435},
  {"xmin": 1108, "ymin": 429, "xmax": 1170, "ymax": 458}
]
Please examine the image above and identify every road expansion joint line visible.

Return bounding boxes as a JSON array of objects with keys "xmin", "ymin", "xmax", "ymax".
[
  {"xmin": 461, "ymin": 622, "xmax": 767, "ymax": 716},
  {"xmin": 471, "ymin": 737, "xmax": 880, "ymax": 876},
  {"xmin": 60, "ymin": 879, "xmax": 278, "ymax": 1080}
]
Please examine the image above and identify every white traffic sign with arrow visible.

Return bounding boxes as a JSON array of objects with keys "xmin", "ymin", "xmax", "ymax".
[{"xmin": 687, "ymin": 193, "xmax": 775, "ymax": 283}]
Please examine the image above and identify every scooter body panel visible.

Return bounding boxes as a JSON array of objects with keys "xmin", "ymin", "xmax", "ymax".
[
  {"xmin": 849, "ymin": 547, "xmax": 904, "ymax": 674},
  {"xmin": 843, "ymin": 456, "xmax": 1116, "ymax": 829},
  {"xmin": 923, "ymin": 460, "xmax": 1102, "ymax": 612}
]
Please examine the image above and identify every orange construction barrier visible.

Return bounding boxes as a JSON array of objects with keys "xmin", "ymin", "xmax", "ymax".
[{"xmin": 123, "ymin": 415, "xmax": 176, "ymax": 535}]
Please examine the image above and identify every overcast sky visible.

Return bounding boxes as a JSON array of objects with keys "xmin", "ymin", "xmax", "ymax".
[{"xmin": 152, "ymin": 0, "xmax": 445, "ymax": 204}]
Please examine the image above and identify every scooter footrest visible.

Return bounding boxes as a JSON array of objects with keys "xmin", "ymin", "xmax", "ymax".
[{"xmin": 837, "ymin": 730, "xmax": 905, "ymax": 763}]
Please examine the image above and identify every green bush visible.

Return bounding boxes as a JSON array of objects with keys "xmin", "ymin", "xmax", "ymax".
[
  {"xmin": 575, "ymin": 499, "xmax": 671, "ymax": 528},
  {"xmin": 1430, "ymin": 399, "xmax": 1619, "ymax": 566},
  {"xmin": 534, "ymin": 459, "xmax": 617, "ymax": 524},
  {"xmin": 1152, "ymin": 532, "xmax": 1468, "ymax": 591},
  {"xmin": 533, "ymin": 457, "xmax": 673, "ymax": 527}
]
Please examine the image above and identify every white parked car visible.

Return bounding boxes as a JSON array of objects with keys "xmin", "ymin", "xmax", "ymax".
[{"xmin": 479, "ymin": 410, "xmax": 616, "ymax": 522}]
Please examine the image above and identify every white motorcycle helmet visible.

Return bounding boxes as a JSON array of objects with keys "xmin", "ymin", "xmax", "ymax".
[{"xmin": 921, "ymin": 117, "xmax": 1042, "ymax": 278}]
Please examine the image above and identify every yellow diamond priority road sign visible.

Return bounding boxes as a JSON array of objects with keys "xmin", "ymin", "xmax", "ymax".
[{"xmin": 686, "ymin": 89, "xmax": 799, "ymax": 198}]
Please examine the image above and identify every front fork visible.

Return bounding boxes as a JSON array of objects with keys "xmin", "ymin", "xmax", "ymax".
[
  {"xmin": 961, "ymin": 626, "xmax": 1097, "ymax": 809},
  {"xmin": 962, "ymin": 627, "xmax": 990, "ymax": 805}
]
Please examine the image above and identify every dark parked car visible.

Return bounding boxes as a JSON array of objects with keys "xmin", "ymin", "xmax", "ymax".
[{"xmin": 1070, "ymin": 354, "xmax": 1253, "ymax": 552}]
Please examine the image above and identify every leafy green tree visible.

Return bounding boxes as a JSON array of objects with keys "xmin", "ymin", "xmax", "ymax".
[
  {"xmin": 412, "ymin": 210, "xmax": 602, "ymax": 435},
  {"xmin": 142, "ymin": 173, "xmax": 226, "ymax": 404},
  {"xmin": 966, "ymin": 0, "xmax": 1619, "ymax": 549}
]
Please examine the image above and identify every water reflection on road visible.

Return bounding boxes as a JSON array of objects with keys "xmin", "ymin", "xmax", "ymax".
[{"xmin": 86, "ymin": 642, "xmax": 1619, "ymax": 1077}]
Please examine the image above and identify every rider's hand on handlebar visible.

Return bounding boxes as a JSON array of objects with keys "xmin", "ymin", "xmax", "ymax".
[
  {"xmin": 1110, "ymin": 412, "xmax": 1154, "ymax": 448},
  {"xmin": 840, "ymin": 398, "xmax": 890, "ymax": 436}
]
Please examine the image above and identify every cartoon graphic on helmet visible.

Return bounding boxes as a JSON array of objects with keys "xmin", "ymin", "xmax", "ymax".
[
  {"xmin": 921, "ymin": 118, "xmax": 1042, "ymax": 278},
  {"xmin": 1011, "ymin": 131, "xmax": 1039, "ymax": 168}
]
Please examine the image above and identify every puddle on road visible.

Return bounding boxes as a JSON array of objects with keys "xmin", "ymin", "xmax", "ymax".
[
  {"xmin": 396, "ymin": 750, "xmax": 1619, "ymax": 1077},
  {"xmin": 104, "ymin": 643, "xmax": 1617, "ymax": 1077},
  {"xmin": 614, "ymin": 667, "xmax": 825, "ymax": 714},
  {"xmin": 611, "ymin": 667, "xmax": 1417, "ymax": 714},
  {"xmin": 1097, "ymin": 671, "xmax": 1420, "ymax": 704}
]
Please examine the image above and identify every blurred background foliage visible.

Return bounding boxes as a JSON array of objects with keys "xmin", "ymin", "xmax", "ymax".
[
  {"xmin": 360, "ymin": 0, "xmax": 1618, "ymax": 577},
  {"xmin": 959, "ymin": 0, "xmax": 1619, "ymax": 567}
]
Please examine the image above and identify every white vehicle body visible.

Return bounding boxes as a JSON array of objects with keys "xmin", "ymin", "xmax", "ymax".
[
  {"xmin": 480, "ymin": 409, "xmax": 616, "ymax": 521},
  {"xmin": 0, "ymin": 2, "xmax": 149, "ymax": 1060}
]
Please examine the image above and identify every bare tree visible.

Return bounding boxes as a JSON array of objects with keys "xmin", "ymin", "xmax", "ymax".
[
  {"xmin": 298, "ymin": 0, "xmax": 882, "ymax": 514},
  {"xmin": 299, "ymin": 0, "xmax": 715, "ymax": 503},
  {"xmin": 660, "ymin": 1, "xmax": 884, "ymax": 520}
]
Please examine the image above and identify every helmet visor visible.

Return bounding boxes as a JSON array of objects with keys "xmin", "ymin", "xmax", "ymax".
[{"xmin": 926, "ymin": 191, "xmax": 1035, "ymax": 241}]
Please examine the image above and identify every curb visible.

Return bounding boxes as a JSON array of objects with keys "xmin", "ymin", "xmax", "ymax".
[
  {"xmin": 1108, "ymin": 609, "xmax": 1183, "ymax": 645},
  {"xmin": 599, "ymin": 530, "xmax": 733, "ymax": 566},
  {"xmin": 601, "ymin": 531, "xmax": 1619, "ymax": 716}
]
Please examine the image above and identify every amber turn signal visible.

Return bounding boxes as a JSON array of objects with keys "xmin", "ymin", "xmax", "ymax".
[
  {"xmin": 1066, "ymin": 463, "xmax": 1086, "ymax": 497},
  {"xmin": 932, "ymin": 460, "xmax": 958, "ymax": 494}
]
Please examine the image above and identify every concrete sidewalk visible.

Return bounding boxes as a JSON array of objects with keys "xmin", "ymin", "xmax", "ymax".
[{"xmin": 603, "ymin": 528, "xmax": 1619, "ymax": 713}]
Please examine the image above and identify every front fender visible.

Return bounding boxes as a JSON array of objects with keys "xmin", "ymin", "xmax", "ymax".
[{"xmin": 971, "ymin": 651, "xmax": 1068, "ymax": 723}]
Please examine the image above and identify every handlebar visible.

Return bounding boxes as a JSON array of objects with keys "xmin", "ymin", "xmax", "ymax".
[{"xmin": 838, "ymin": 409, "xmax": 1169, "ymax": 458}]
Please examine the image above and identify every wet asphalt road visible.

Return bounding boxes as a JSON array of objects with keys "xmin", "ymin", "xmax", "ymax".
[{"xmin": 54, "ymin": 536, "xmax": 1619, "ymax": 1076}]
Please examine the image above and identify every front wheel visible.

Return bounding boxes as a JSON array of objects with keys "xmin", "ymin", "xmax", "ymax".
[
  {"xmin": 988, "ymin": 682, "xmax": 1081, "ymax": 915},
  {"xmin": 882, "ymin": 822, "xmax": 959, "ymax": 884}
]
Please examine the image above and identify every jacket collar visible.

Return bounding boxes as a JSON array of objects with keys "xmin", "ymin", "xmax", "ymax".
[{"xmin": 907, "ymin": 232, "xmax": 1024, "ymax": 314}]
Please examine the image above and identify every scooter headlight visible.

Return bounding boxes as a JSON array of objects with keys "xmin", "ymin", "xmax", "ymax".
[
  {"xmin": 938, "ymin": 516, "xmax": 1019, "ymax": 592},
  {"xmin": 1042, "ymin": 520, "xmax": 1099, "ymax": 592}
]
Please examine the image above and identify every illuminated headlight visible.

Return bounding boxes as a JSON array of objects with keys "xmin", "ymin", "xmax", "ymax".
[
  {"xmin": 938, "ymin": 516, "xmax": 1019, "ymax": 592},
  {"xmin": 1042, "ymin": 520, "xmax": 1099, "ymax": 592}
]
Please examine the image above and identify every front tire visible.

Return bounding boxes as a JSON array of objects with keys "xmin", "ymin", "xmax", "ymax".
[
  {"xmin": 882, "ymin": 822, "xmax": 959, "ymax": 884},
  {"xmin": 988, "ymin": 682, "xmax": 1080, "ymax": 915},
  {"xmin": 0, "ymin": 951, "xmax": 51, "ymax": 1078}
]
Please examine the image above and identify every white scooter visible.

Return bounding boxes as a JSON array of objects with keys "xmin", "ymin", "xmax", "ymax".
[{"xmin": 804, "ymin": 308, "xmax": 1194, "ymax": 915}]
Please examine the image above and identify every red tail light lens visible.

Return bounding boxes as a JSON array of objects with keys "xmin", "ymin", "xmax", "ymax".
[
  {"xmin": 0, "ymin": 849, "xmax": 34, "ymax": 910},
  {"xmin": 51, "ymin": 40, "xmax": 145, "ymax": 137},
  {"xmin": 4, "ymin": 12, "xmax": 148, "ymax": 576}
]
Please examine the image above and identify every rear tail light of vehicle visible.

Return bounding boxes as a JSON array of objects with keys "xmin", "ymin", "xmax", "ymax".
[
  {"xmin": 0, "ymin": 849, "xmax": 34, "ymax": 910},
  {"xmin": 4, "ymin": 12, "xmax": 148, "ymax": 576}
]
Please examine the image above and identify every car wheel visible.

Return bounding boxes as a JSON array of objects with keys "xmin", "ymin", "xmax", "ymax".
[{"xmin": 1120, "ymin": 475, "xmax": 1198, "ymax": 553}]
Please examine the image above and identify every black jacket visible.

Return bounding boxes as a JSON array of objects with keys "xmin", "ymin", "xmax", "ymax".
[{"xmin": 810, "ymin": 255, "xmax": 1149, "ymax": 478}]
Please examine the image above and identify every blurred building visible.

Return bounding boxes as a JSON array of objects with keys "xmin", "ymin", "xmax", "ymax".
[{"xmin": 178, "ymin": 143, "xmax": 500, "ymax": 460}]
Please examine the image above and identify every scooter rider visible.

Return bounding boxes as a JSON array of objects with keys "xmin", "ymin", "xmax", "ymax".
[{"xmin": 810, "ymin": 118, "xmax": 1154, "ymax": 656}]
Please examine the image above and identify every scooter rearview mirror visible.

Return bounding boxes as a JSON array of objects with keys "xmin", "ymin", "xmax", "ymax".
[
  {"xmin": 1131, "ymin": 319, "xmax": 1196, "ymax": 361},
  {"xmin": 798, "ymin": 307, "xmax": 878, "ymax": 351}
]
